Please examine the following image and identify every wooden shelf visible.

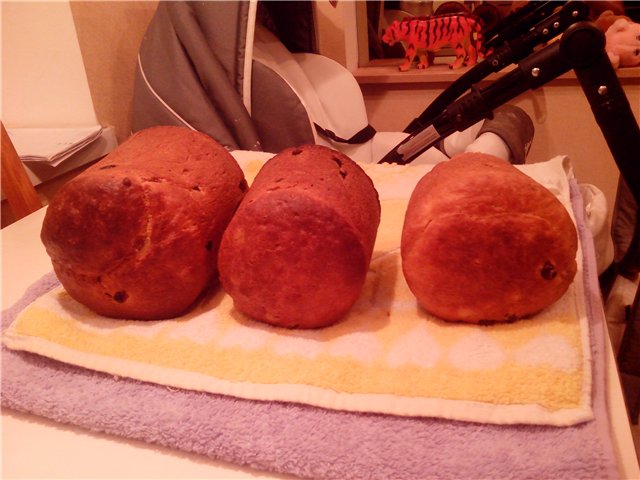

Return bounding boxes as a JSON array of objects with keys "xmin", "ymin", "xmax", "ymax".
[{"xmin": 353, "ymin": 61, "xmax": 640, "ymax": 86}]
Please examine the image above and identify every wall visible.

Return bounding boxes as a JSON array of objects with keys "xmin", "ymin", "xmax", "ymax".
[
  {"xmin": 70, "ymin": 1, "xmax": 159, "ymax": 143},
  {"xmin": 2, "ymin": 2, "xmax": 98, "ymax": 128}
]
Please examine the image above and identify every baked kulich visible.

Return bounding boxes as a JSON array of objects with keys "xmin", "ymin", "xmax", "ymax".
[
  {"xmin": 218, "ymin": 145, "xmax": 381, "ymax": 329},
  {"xmin": 41, "ymin": 126, "xmax": 247, "ymax": 320},
  {"xmin": 401, "ymin": 152, "xmax": 578, "ymax": 323}
]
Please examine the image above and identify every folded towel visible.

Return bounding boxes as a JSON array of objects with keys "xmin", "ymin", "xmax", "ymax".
[
  {"xmin": 3, "ymin": 155, "xmax": 593, "ymax": 426},
  {"xmin": 1, "ymin": 177, "xmax": 619, "ymax": 479}
]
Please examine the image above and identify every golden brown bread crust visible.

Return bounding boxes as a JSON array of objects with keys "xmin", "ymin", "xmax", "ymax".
[
  {"xmin": 41, "ymin": 126, "xmax": 247, "ymax": 319},
  {"xmin": 401, "ymin": 152, "xmax": 578, "ymax": 323},
  {"xmin": 218, "ymin": 145, "xmax": 380, "ymax": 329}
]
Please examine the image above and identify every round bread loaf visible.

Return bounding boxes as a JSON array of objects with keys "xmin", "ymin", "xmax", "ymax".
[
  {"xmin": 401, "ymin": 152, "xmax": 578, "ymax": 323},
  {"xmin": 218, "ymin": 145, "xmax": 380, "ymax": 329},
  {"xmin": 41, "ymin": 126, "xmax": 247, "ymax": 319}
]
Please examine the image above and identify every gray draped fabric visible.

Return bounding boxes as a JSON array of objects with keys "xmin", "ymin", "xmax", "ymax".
[
  {"xmin": 133, "ymin": 1, "xmax": 260, "ymax": 150},
  {"xmin": 132, "ymin": 1, "xmax": 316, "ymax": 152},
  {"xmin": 250, "ymin": 62, "xmax": 314, "ymax": 153}
]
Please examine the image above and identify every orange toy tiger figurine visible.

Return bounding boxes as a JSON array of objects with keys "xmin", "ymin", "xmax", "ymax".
[{"xmin": 382, "ymin": 14, "xmax": 484, "ymax": 71}]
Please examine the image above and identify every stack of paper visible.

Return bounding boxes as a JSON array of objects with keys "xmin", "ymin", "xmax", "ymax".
[{"xmin": 7, "ymin": 126, "xmax": 105, "ymax": 167}]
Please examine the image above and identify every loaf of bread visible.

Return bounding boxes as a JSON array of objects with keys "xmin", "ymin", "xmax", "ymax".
[
  {"xmin": 41, "ymin": 126, "xmax": 247, "ymax": 319},
  {"xmin": 218, "ymin": 145, "xmax": 380, "ymax": 329},
  {"xmin": 401, "ymin": 152, "xmax": 578, "ymax": 323}
]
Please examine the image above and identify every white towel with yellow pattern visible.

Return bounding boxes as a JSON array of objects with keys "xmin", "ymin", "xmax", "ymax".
[{"xmin": 3, "ymin": 153, "xmax": 592, "ymax": 426}]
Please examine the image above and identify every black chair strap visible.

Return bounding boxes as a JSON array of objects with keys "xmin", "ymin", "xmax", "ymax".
[{"xmin": 314, "ymin": 123, "xmax": 376, "ymax": 145}]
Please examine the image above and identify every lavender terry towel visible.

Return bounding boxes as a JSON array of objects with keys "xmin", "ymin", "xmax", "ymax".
[{"xmin": 1, "ymin": 180, "xmax": 619, "ymax": 479}]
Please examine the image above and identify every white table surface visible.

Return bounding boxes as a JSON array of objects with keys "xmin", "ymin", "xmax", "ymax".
[{"xmin": 2, "ymin": 207, "xmax": 639, "ymax": 479}]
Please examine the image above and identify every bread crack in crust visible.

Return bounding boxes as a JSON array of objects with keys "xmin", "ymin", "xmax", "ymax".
[{"xmin": 41, "ymin": 126, "xmax": 246, "ymax": 320}]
